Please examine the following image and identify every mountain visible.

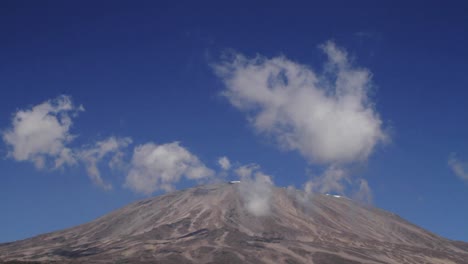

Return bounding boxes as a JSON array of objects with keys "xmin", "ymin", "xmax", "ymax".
[{"xmin": 1, "ymin": 183, "xmax": 467, "ymax": 263}]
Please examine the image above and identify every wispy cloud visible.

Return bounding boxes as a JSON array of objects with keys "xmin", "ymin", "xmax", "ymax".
[
  {"xmin": 78, "ymin": 137, "xmax": 132, "ymax": 190},
  {"xmin": 218, "ymin": 156, "xmax": 231, "ymax": 170},
  {"xmin": 448, "ymin": 153, "xmax": 468, "ymax": 182},
  {"xmin": 125, "ymin": 142, "xmax": 214, "ymax": 195},
  {"xmin": 235, "ymin": 164, "xmax": 274, "ymax": 216},
  {"xmin": 304, "ymin": 166, "xmax": 349, "ymax": 194},
  {"xmin": 353, "ymin": 178, "xmax": 373, "ymax": 203}
]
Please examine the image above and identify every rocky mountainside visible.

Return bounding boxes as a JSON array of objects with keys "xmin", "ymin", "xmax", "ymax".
[{"xmin": 1, "ymin": 183, "xmax": 467, "ymax": 263}]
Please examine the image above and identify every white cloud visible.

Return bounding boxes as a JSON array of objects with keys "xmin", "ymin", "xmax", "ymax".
[
  {"xmin": 234, "ymin": 163, "xmax": 260, "ymax": 178},
  {"xmin": 218, "ymin": 156, "xmax": 231, "ymax": 170},
  {"xmin": 235, "ymin": 164, "xmax": 274, "ymax": 216},
  {"xmin": 304, "ymin": 166, "xmax": 348, "ymax": 195},
  {"xmin": 2, "ymin": 95, "xmax": 83, "ymax": 169},
  {"xmin": 78, "ymin": 137, "xmax": 132, "ymax": 190},
  {"xmin": 448, "ymin": 153, "xmax": 468, "ymax": 182},
  {"xmin": 304, "ymin": 167, "xmax": 374, "ymax": 202},
  {"xmin": 214, "ymin": 41, "xmax": 387, "ymax": 165},
  {"xmin": 125, "ymin": 142, "xmax": 214, "ymax": 195},
  {"xmin": 1, "ymin": 96, "xmax": 135, "ymax": 190},
  {"xmin": 353, "ymin": 178, "xmax": 373, "ymax": 203}
]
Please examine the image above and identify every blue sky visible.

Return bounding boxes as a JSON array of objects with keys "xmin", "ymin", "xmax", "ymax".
[{"xmin": 1, "ymin": 1, "xmax": 467, "ymax": 242}]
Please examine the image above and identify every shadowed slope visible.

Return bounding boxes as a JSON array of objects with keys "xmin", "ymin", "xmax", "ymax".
[{"xmin": 1, "ymin": 184, "xmax": 467, "ymax": 263}]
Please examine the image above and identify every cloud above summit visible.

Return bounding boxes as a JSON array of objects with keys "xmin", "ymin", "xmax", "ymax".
[
  {"xmin": 235, "ymin": 163, "xmax": 274, "ymax": 217},
  {"xmin": 125, "ymin": 142, "xmax": 214, "ymax": 195},
  {"xmin": 1, "ymin": 41, "xmax": 389, "ymax": 199},
  {"xmin": 214, "ymin": 41, "xmax": 387, "ymax": 165}
]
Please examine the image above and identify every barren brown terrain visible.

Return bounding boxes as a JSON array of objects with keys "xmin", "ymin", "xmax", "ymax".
[{"xmin": 1, "ymin": 183, "xmax": 467, "ymax": 263}]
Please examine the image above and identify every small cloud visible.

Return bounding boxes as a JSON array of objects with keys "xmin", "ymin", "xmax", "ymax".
[
  {"xmin": 125, "ymin": 142, "xmax": 214, "ymax": 195},
  {"xmin": 234, "ymin": 163, "xmax": 260, "ymax": 178},
  {"xmin": 78, "ymin": 137, "xmax": 132, "ymax": 190},
  {"xmin": 353, "ymin": 178, "xmax": 373, "ymax": 203},
  {"xmin": 2, "ymin": 95, "xmax": 83, "ymax": 169},
  {"xmin": 304, "ymin": 166, "xmax": 348, "ymax": 195},
  {"xmin": 304, "ymin": 167, "xmax": 373, "ymax": 203},
  {"xmin": 354, "ymin": 31, "xmax": 374, "ymax": 38},
  {"xmin": 448, "ymin": 153, "xmax": 468, "ymax": 182},
  {"xmin": 235, "ymin": 164, "xmax": 274, "ymax": 217},
  {"xmin": 218, "ymin": 156, "xmax": 231, "ymax": 170}
]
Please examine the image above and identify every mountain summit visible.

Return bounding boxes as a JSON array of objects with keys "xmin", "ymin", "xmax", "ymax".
[{"xmin": 1, "ymin": 183, "xmax": 467, "ymax": 263}]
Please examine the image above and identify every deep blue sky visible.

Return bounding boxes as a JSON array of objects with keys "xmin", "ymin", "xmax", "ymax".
[{"xmin": 1, "ymin": 1, "xmax": 467, "ymax": 242}]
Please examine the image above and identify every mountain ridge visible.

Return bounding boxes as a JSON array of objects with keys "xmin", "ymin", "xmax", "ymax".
[{"xmin": 1, "ymin": 183, "xmax": 467, "ymax": 263}]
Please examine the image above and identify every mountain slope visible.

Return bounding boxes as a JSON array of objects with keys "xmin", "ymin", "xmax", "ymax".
[{"xmin": 1, "ymin": 183, "xmax": 467, "ymax": 263}]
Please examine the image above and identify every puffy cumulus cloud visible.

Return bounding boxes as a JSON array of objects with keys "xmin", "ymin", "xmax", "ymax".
[
  {"xmin": 2, "ymin": 95, "xmax": 83, "ymax": 169},
  {"xmin": 235, "ymin": 164, "xmax": 274, "ymax": 217},
  {"xmin": 214, "ymin": 41, "xmax": 387, "ymax": 165},
  {"xmin": 1, "ymin": 95, "xmax": 135, "ymax": 190},
  {"xmin": 125, "ymin": 142, "xmax": 214, "ymax": 195},
  {"xmin": 78, "ymin": 137, "xmax": 132, "ymax": 190},
  {"xmin": 448, "ymin": 153, "xmax": 468, "ymax": 182},
  {"xmin": 218, "ymin": 156, "xmax": 231, "ymax": 170}
]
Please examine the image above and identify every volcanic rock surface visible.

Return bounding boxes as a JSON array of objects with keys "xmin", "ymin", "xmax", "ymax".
[{"xmin": 1, "ymin": 183, "xmax": 467, "ymax": 263}]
